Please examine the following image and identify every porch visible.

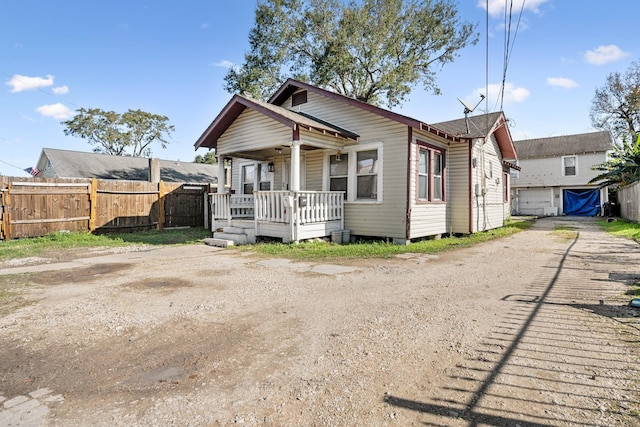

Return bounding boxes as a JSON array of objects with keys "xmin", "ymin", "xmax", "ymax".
[{"xmin": 209, "ymin": 191, "xmax": 344, "ymax": 244}]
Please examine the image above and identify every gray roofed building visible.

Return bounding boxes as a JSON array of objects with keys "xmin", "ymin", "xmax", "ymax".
[
  {"xmin": 514, "ymin": 131, "xmax": 613, "ymax": 159},
  {"xmin": 432, "ymin": 112, "xmax": 505, "ymax": 139},
  {"xmin": 35, "ymin": 148, "xmax": 218, "ymax": 183}
]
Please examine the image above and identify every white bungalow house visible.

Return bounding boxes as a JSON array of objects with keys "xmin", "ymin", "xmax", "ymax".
[
  {"xmin": 511, "ymin": 131, "xmax": 613, "ymax": 216},
  {"xmin": 194, "ymin": 79, "xmax": 518, "ymax": 244}
]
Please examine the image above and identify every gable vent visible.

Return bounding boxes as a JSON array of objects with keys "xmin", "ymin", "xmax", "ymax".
[{"xmin": 291, "ymin": 90, "xmax": 308, "ymax": 107}]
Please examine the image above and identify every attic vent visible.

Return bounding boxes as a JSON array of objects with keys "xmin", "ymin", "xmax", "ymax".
[{"xmin": 292, "ymin": 90, "xmax": 307, "ymax": 107}]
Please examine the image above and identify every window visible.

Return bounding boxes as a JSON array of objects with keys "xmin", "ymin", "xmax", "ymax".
[
  {"xmin": 329, "ymin": 153, "xmax": 348, "ymax": 197},
  {"xmin": 563, "ymin": 156, "xmax": 577, "ymax": 176},
  {"xmin": 356, "ymin": 150, "xmax": 378, "ymax": 200},
  {"xmin": 417, "ymin": 142, "xmax": 446, "ymax": 202},
  {"xmin": 503, "ymin": 172, "xmax": 510, "ymax": 202},
  {"xmin": 325, "ymin": 144, "xmax": 382, "ymax": 202},
  {"xmin": 258, "ymin": 163, "xmax": 271, "ymax": 190},
  {"xmin": 242, "ymin": 164, "xmax": 255, "ymax": 194}
]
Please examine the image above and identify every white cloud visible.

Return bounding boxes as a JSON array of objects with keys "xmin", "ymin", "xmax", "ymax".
[
  {"xmin": 212, "ymin": 60, "xmax": 236, "ymax": 69},
  {"xmin": 546, "ymin": 77, "xmax": 578, "ymax": 89},
  {"xmin": 584, "ymin": 45, "xmax": 629, "ymax": 65},
  {"xmin": 473, "ymin": 82, "xmax": 530, "ymax": 106},
  {"xmin": 6, "ymin": 74, "xmax": 54, "ymax": 93},
  {"xmin": 52, "ymin": 85, "xmax": 69, "ymax": 94},
  {"xmin": 36, "ymin": 103, "xmax": 74, "ymax": 119},
  {"xmin": 480, "ymin": 0, "xmax": 549, "ymax": 17}
]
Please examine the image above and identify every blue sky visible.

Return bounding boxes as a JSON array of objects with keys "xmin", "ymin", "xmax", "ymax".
[{"xmin": 1, "ymin": 0, "xmax": 637, "ymax": 177}]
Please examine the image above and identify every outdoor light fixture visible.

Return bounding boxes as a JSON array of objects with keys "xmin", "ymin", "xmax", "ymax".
[{"xmin": 268, "ymin": 162, "xmax": 275, "ymax": 172}]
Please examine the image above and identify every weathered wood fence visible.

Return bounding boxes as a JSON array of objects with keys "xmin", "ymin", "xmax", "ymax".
[
  {"xmin": 0, "ymin": 176, "xmax": 214, "ymax": 240},
  {"xmin": 618, "ymin": 181, "xmax": 640, "ymax": 223}
]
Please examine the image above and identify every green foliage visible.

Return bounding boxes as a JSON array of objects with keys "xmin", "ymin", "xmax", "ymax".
[
  {"xmin": 599, "ymin": 218, "xmax": 640, "ymax": 243},
  {"xmin": 590, "ymin": 133, "xmax": 640, "ymax": 188},
  {"xmin": 62, "ymin": 108, "xmax": 175, "ymax": 157},
  {"xmin": 194, "ymin": 151, "xmax": 218, "ymax": 164},
  {"xmin": 590, "ymin": 59, "xmax": 640, "ymax": 143},
  {"xmin": 244, "ymin": 218, "xmax": 532, "ymax": 260},
  {"xmin": 225, "ymin": 0, "xmax": 478, "ymax": 107}
]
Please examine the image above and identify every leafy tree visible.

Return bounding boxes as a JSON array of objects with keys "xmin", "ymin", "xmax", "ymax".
[
  {"xmin": 224, "ymin": 0, "xmax": 478, "ymax": 107},
  {"xmin": 62, "ymin": 108, "xmax": 174, "ymax": 157},
  {"xmin": 590, "ymin": 60, "xmax": 640, "ymax": 143},
  {"xmin": 590, "ymin": 133, "xmax": 640, "ymax": 188},
  {"xmin": 194, "ymin": 151, "xmax": 218, "ymax": 164}
]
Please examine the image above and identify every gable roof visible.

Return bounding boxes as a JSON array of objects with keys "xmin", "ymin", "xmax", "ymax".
[
  {"xmin": 514, "ymin": 131, "xmax": 613, "ymax": 159},
  {"xmin": 194, "ymin": 94, "xmax": 360, "ymax": 150},
  {"xmin": 195, "ymin": 79, "xmax": 465, "ymax": 151},
  {"xmin": 433, "ymin": 112, "xmax": 518, "ymax": 160},
  {"xmin": 37, "ymin": 148, "xmax": 218, "ymax": 183}
]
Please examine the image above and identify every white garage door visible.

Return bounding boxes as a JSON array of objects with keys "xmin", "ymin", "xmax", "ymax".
[{"xmin": 517, "ymin": 189, "xmax": 552, "ymax": 215}]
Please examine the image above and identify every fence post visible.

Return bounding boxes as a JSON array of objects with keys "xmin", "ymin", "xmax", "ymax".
[
  {"xmin": 158, "ymin": 180, "xmax": 165, "ymax": 230},
  {"xmin": 89, "ymin": 178, "xmax": 97, "ymax": 232},
  {"xmin": 2, "ymin": 184, "xmax": 11, "ymax": 241}
]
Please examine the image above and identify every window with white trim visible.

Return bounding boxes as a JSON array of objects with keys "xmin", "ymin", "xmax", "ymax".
[
  {"xmin": 242, "ymin": 164, "xmax": 255, "ymax": 194},
  {"xmin": 258, "ymin": 163, "xmax": 271, "ymax": 190},
  {"xmin": 563, "ymin": 155, "xmax": 577, "ymax": 176},
  {"xmin": 417, "ymin": 142, "xmax": 446, "ymax": 202},
  {"xmin": 325, "ymin": 144, "xmax": 382, "ymax": 202}
]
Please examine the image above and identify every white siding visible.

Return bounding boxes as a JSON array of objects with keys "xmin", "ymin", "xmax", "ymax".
[
  {"xmin": 512, "ymin": 152, "xmax": 608, "ymax": 188},
  {"xmin": 470, "ymin": 137, "xmax": 507, "ymax": 232},
  {"xmin": 448, "ymin": 142, "xmax": 471, "ymax": 234}
]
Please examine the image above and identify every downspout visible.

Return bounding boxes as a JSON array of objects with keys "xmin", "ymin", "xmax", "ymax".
[
  {"xmin": 468, "ymin": 140, "xmax": 473, "ymax": 234},
  {"xmin": 291, "ymin": 126, "xmax": 301, "ymax": 243},
  {"xmin": 405, "ymin": 127, "xmax": 413, "ymax": 242}
]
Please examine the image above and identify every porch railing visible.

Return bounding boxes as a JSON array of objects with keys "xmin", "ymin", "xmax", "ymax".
[{"xmin": 254, "ymin": 191, "xmax": 344, "ymax": 224}]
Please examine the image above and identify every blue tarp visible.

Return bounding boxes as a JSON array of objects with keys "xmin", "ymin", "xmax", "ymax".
[{"xmin": 563, "ymin": 189, "xmax": 600, "ymax": 216}]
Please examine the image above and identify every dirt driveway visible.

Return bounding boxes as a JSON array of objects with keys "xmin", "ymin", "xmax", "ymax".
[{"xmin": 1, "ymin": 217, "xmax": 639, "ymax": 426}]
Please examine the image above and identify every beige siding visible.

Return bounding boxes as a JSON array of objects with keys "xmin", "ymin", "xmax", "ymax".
[
  {"xmin": 304, "ymin": 151, "xmax": 324, "ymax": 191},
  {"xmin": 470, "ymin": 137, "xmax": 507, "ymax": 232},
  {"xmin": 287, "ymin": 90, "xmax": 409, "ymax": 239},
  {"xmin": 408, "ymin": 130, "xmax": 451, "ymax": 238},
  {"xmin": 448, "ymin": 142, "xmax": 471, "ymax": 234},
  {"xmin": 217, "ymin": 109, "xmax": 291, "ymax": 155}
]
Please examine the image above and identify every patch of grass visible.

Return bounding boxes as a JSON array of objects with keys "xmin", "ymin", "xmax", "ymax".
[
  {"xmin": 552, "ymin": 225, "xmax": 579, "ymax": 240},
  {"xmin": 625, "ymin": 281, "xmax": 640, "ymax": 298},
  {"xmin": 0, "ymin": 274, "xmax": 33, "ymax": 316},
  {"xmin": 0, "ymin": 228, "xmax": 211, "ymax": 262},
  {"xmin": 598, "ymin": 218, "xmax": 640, "ymax": 243},
  {"xmin": 244, "ymin": 217, "xmax": 534, "ymax": 260}
]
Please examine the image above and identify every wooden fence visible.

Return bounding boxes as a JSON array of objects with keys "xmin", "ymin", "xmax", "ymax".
[
  {"xmin": 618, "ymin": 181, "xmax": 640, "ymax": 223},
  {"xmin": 0, "ymin": 176, "xmax": 214, "ymax": 240}
]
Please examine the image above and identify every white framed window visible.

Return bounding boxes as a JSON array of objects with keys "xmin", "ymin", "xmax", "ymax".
[
  {"xmin": 240, "ymin": 161, "xmax": 273, "ymax": 194},
  {"xmin": 417, "ymin": 141, "xmax": 446, "ymax": 202},
  {"xmin": 324, "ymin": 143, "xmax": 382, "ymax": 202},
  {"xmin": 510, "ymin": 161, "xmax": 520, "ymax": 179},
  {"xmin": 562, "ymin": 155, "xmax": 577, "ymax": 176}
]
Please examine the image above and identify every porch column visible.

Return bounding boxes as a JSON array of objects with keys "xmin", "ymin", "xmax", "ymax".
[
  {"xmin": 291, "ymin": 140, "xmax": 301, "ymax": 192},
  {"xmin": 217, "ymin": 155, "xmax": 226, "ymax": 193}
]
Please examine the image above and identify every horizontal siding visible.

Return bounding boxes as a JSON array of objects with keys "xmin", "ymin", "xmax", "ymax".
[
  {"xmin": 471, "ymin": 137, "xmax": 507, "ymax": 232},
  {"xmin": 305, "ymin": 151, "xmax": 324, "ymax": 191},
  {"xmin": 289, "ymin": 90, "xmax": 409, "ymax": 239},
  {"xmin": 218, "ymin": 109, "xmax": 292, "ymax": 155},
  {"xmin": 513, "ymin": 152, "xmax": 608, "ymax": 188},
  {"xmin": 448, "ymin": 142, "xmax": 470, "ymax": 234}
]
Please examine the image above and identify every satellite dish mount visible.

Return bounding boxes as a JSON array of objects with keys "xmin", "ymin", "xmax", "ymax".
[{"xmin": 457, "ymin": 94, "xmax": 485, "ymax": 134}]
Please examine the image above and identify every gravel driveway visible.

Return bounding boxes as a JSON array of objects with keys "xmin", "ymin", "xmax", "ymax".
[{"xmin": 1, "ymin": 217, "xmax": 639, "ymax": 426}]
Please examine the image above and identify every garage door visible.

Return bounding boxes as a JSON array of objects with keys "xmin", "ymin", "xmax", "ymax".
[{"xmin": 517, "ymin": 189, "xmax": 551, "ymax": 215}]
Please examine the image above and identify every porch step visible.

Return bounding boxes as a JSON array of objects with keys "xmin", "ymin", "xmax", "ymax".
[
  {"xmin": 204, "ymin": 237, "xmax": 234, "ymax": 248},
  {"xmin": 214, "ymin": 231, "xmax": 249, "ymax": 245}
]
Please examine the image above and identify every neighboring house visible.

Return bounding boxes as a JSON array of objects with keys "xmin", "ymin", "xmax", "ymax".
[
  {"xmin": 34, "ymin": 148, "xmax": 219, "ymax": 183},
  {"xmin": 194, "ymin": 79, "xmax": 518, "ymax": 244},
  {"xmin": 510, "ymin": 131, "xmax": 613, "ymax": 216}
]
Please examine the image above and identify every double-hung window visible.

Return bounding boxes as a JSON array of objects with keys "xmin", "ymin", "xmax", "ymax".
[
  {"xmin": 417, "ymin": 142, "xmax": 445, "ymax": 202},
  {"xmin": 258, "ymin": 163, "xmax": 271, "ymax": 190},
  {"xmin": 242, "ymin": 164, "xmax": 255, "ymax": 194},
  {"xmin": 563, "ymin": 155, "xmax": 577, "ymax": 176},
  {"xmin": 325, "ymin": 144, "xmax": 382, "ymax": 202}
]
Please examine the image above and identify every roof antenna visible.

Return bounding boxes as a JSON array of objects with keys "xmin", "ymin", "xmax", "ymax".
[{"xmin": 457, "ymin": 94, "xmax": 485, "ymax": 134}]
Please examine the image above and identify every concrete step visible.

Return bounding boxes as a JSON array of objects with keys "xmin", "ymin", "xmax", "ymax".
[
  {"xmin": 204, "ymin": 237, "xmax": 234, "ymax": 248},
  {"xmin": 229, "ymin": 220, "xmax": 255, "ymax": 229},
  {"xmin": 214, "ymin": 232, "xmax": 248, "ymax": 245},
  {"xmin": 223, "ymin": 226, "xmax": 247, "ymax": 234}
]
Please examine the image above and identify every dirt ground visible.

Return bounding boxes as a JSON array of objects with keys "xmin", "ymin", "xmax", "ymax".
[{"xmin": 1, "ymin": 217, "xmax": 639, "ymax": 426}]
